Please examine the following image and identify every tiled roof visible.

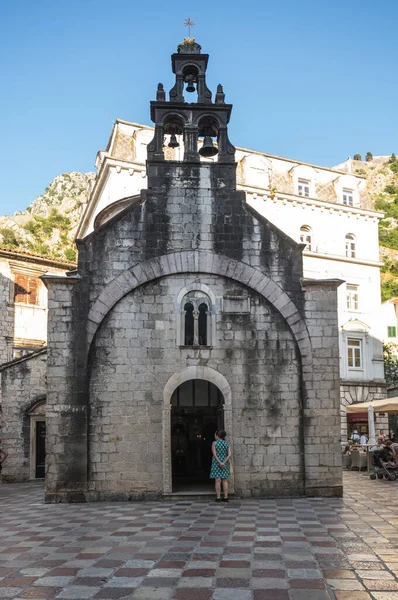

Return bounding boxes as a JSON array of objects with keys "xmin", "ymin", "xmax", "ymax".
[{"xmin": 0, "ymin": 246, "xmax": 76, "ymax": 268}]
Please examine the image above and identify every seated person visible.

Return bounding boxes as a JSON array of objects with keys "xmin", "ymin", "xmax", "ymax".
[
  {"xmin": 390, "ymin": 442, "xmax": 398, "ymax": 461},
  {"xmin": 378, "ymin": 430, "xmax": 387, "ymax": 444},
  {"xmin": 378, "ymin": 441, "xmax": 396, "ymax": 466}
]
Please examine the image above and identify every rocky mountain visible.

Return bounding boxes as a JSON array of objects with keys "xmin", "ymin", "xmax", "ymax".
[{"xmin": 0, "ymin": 172, "xmax": 95, "ymax": 263}]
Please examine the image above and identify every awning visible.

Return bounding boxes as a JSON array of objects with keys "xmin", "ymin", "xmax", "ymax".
[
  {"xmin": 346, "ymin": 397, "xmax": 398, "ymax": 414},
  {"xmin": 347, "ymin": 412, "xmax": 368, "ymax": 422}
]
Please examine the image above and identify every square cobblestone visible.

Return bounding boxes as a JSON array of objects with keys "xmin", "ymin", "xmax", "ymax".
[{"xmin": 3, "ymin": 474, "xmax": 398, "ymax": 600}]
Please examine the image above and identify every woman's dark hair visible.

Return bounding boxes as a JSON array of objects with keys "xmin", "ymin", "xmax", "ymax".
[{"xmin": 217, "ymin": 430, "xmax": 227, "ymax": 440}]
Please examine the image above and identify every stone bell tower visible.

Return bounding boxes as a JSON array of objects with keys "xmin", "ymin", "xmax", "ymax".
[{"xmin": 146, "ymin": 37, "xmax": 237, "ymax": 189}]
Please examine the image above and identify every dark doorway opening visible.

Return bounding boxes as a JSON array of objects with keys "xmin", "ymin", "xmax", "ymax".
[
  {"xmin": 35, "ymin": 421, "xmax": 46, "ymax": 479},
  {"xmin": 171, "ymin": 379, "xmax": 224, "ymax": 492}
]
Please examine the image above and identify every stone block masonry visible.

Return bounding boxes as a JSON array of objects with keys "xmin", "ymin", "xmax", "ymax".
[
  {"xmin": 88, "ymin": 274, "xmax": 303, "ymax": 498},
  {"xmin": 0, "ymin": 349, "xmax": 47, "ymax": 482}
]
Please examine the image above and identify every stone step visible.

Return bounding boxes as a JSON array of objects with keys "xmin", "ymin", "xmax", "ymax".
[{"xmin": 162, "ymin": 491, "xmax": 235, "ymax": 502}]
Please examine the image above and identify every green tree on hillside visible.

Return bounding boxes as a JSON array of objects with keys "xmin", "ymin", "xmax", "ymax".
[
  {"xmin": 0, "ymin": 227, "xmax": 20, "ymax": 248},
  {"xmin": 23, "ymin": 208, "xmax": 74, "ymax": 259},
  {"xmin": 384, "ymin": 343, "xmax": 398, "ymax": 386}
]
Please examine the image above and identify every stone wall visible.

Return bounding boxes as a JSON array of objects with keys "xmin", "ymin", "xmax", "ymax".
[
  {"xmin": 0, "ymin": 350, "xmax": 47, "ymax": 482},
  {"xmin": 44, "ymin": 154, "xmax": 342, "ymax": 501},
  {"xmin": 78, "ymin": 163, "xmax": 304, "ymax": 312},
  {"xmin": 0, "ymin": 260, "xmax": 14, "ymax": 363},
  {"xmin": 302, "ymin": 281, "xmax": 343, "ymax": 496},
  {"xmin": 88, "ymin": 274, "xmax": 302, "ymax": 498}
]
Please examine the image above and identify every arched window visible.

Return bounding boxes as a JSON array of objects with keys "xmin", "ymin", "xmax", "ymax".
[
  {"xmin": 300, "ymin": 225, "xmax": 312, "ymax": 251},
  {"xmin": 345, "ymin": 233, "xmax": 356, "ymax": 258},
  {"xmin": 184, "ymin": 303, "xmax": 194, "ymax": 345},
  {"xmin": 198, "ymin": 303, "xmax": 208, "ymax": 345},
  {"xmin": 180, "ymin": 291, "xmax": 212, "ymax": 347}
]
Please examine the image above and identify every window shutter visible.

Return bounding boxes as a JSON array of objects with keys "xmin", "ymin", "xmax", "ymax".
[
  {"xmin": 28, "ymin": 277, "xmax": 39, "ymax": 305},
  {"xmin": 14, "ymin": 275, "xmax": 40, "ymax": 305},
  {"xmin": 14, "ymin": 274, "xmax": 29, "ymax": 303}
]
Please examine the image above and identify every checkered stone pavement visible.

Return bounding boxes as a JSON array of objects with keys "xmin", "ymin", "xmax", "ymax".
[{"xmin": 1, "ymin": 473, "xmax": 398, "ymax": 599}]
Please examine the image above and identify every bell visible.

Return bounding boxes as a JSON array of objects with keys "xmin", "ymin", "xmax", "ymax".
[
  {"xmin": 199, "ymin": 135, "xmax": 218, "ymax": 157},
  {"xmin": 185, "ymin": 75, "xmax": 195, "ymax": 93},
  {"xmin": 168, "ymin": 133, "xmax": 179, "ymax": 149}
]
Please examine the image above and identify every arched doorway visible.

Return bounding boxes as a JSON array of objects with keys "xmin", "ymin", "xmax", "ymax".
[
  {"xmin": 27, "ymin": 399, "xmax": 46, "ymax": 479},
  {"xmin": 171, "ymin": 379, "xmax": 224, "ymax": 492}
]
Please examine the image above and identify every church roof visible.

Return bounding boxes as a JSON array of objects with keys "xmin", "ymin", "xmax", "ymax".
[{"xmin": 0, "ymin": 246, "xmax": 76, "ymax": 269}]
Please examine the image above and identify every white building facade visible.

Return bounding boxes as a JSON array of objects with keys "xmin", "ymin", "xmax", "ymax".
[
  {"xmin": 381, "ymin": 299, "xmax": 398, "ymax": 346},
  {"xmin": 0, "ymin": 248, "xmax": 74, "ymax": 363},
  {"xmin": 77, "ymin": 122, "xmax": 387, "ymax": 441}
]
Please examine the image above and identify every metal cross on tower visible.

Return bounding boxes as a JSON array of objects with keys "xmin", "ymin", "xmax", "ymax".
[{"xmin": 184, "ymin": 17, "xmax": 196, "ymax": 37}]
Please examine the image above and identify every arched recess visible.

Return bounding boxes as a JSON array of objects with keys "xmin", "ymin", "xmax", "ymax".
[
  {"xmin": 86, "ymin": 251, "xmax": 312, "ymax": 369},
  {"xmin": 176, "ymin": 282, "xmax": 217, "ymax": 307},
  {"xmin": 26, "ymin": 396, "xmax": 46, "ymax": 480},
  {"xmin": 162, "ymin": 366, "xmax": 232, "ymax": 494}
]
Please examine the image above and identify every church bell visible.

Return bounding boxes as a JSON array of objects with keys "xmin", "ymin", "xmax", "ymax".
[
  {"xmin": 185, "ymin": 75, "xmax": 195, "ymax": 93},
  {"xmin": 199, "ymin": 135, "xmax": 218, "ymax": 157},
  {"xmin": 168, "ymin": 133, "xmax": 180, "ymax": 149}
]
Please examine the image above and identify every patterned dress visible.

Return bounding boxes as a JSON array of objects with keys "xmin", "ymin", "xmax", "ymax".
[{"xmin": 210, "ymin": 439, "xmax": 230, "ymax": 479}]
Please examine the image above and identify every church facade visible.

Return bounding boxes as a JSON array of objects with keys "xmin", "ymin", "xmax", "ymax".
[{"xmin": 40, "ymin": 39, "xmax": 343, "ymax": 502}]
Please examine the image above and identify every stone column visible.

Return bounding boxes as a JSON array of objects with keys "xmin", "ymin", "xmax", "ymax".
[
  {"xmin": 223, "ymin": 405, "xmax": 234, "ymax": 494},
  {"xmin": 193, "ymin": 310, "xmax": 199, "ymax": 345},
  {"xmin": 162, "ymin": 405, "xmax": 172, "ymax": 494},
  {"xmin": 302, "ymin": 279, "xmax": 344, "ymax": 497},
  {"xmin": 41, "ymin": 274, "xmax": 88, "ymax": 503},
  {"xmin": 183, "ymin": 126, "xmax": 199, "ymax": 162}
]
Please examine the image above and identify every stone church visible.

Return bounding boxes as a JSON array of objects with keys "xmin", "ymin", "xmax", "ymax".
[{"xmin": 7, "ymin": 39, "xmax": 344, "ymax": 501}]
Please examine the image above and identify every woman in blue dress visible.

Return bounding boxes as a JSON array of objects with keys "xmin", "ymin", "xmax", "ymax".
[{"xmin": 210, "ymin": 430, "xmax": 231, "ymax": 502}]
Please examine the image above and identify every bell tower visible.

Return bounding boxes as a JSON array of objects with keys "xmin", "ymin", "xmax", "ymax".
[{"xmin": 147, "ymin": 38, "xmax": 237, "ymax": 188}]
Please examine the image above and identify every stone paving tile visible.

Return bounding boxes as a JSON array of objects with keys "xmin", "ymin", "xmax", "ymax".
[
  {"xmin": 364, "ymin": 580, "xmax": 398, "ymax": 590},
  {"xmin": 333, "ymin": 593, "xmax": 372, "ymax": 600},
  {"xmin": 327, "ymin": 578, "xmax": 365, "ymax": 590},
  {"xmin": 4, "ymin": 473, "xmax": 398, "ymax": 599}
]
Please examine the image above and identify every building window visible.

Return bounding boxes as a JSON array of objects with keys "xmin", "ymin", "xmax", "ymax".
[
  {"xmin": 198, "ymin": 303, "xmax": 208, "ymax": 346},
  {"xmin": 343, "ymin": 188, "xmax": 354, "ymax": 206},
  {"xmin": 184, "ymin": 303, "xmax": 194, "ymax": 345},
  {"xmin": 300, "ymin": 225, "xmax": 312, "ymax": 251},
  {"xmin": 345, "ymin": 233, "xmax": 356, "ymax": 258},
  {"xmin": 347, "ymin": 338, "xmax": 362, "ymax": 369},
  {"xmin": 298, "ymin": 179, "xmax": 310, "ymax": 197},
  {"xmin": 346, "ymin": 284, "xmax": 359, "ymax": 311},
  {"xmin": 388, "ymin": 326, "xmax": 397, "ymax": 338},
  {"xmin": 182, "ymin": 292, "xmax": 211, "ymax": 346},
  {"xmin": 14, "ymin": 274, "xmax": 40, "ymax": 305}
]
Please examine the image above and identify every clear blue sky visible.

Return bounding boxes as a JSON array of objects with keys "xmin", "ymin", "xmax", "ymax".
[{"xmin": 1, "ymin": 0, "xmax": 397, "ymax": 215}]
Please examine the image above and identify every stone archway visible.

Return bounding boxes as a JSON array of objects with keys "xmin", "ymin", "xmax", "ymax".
[
  {"xmin": 86, "ymin": 251, "xmax": 312, "ymax": 368},
  {"xmin": 162, "ymin": 366, "xmax": 232, "ymax": 494}
]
